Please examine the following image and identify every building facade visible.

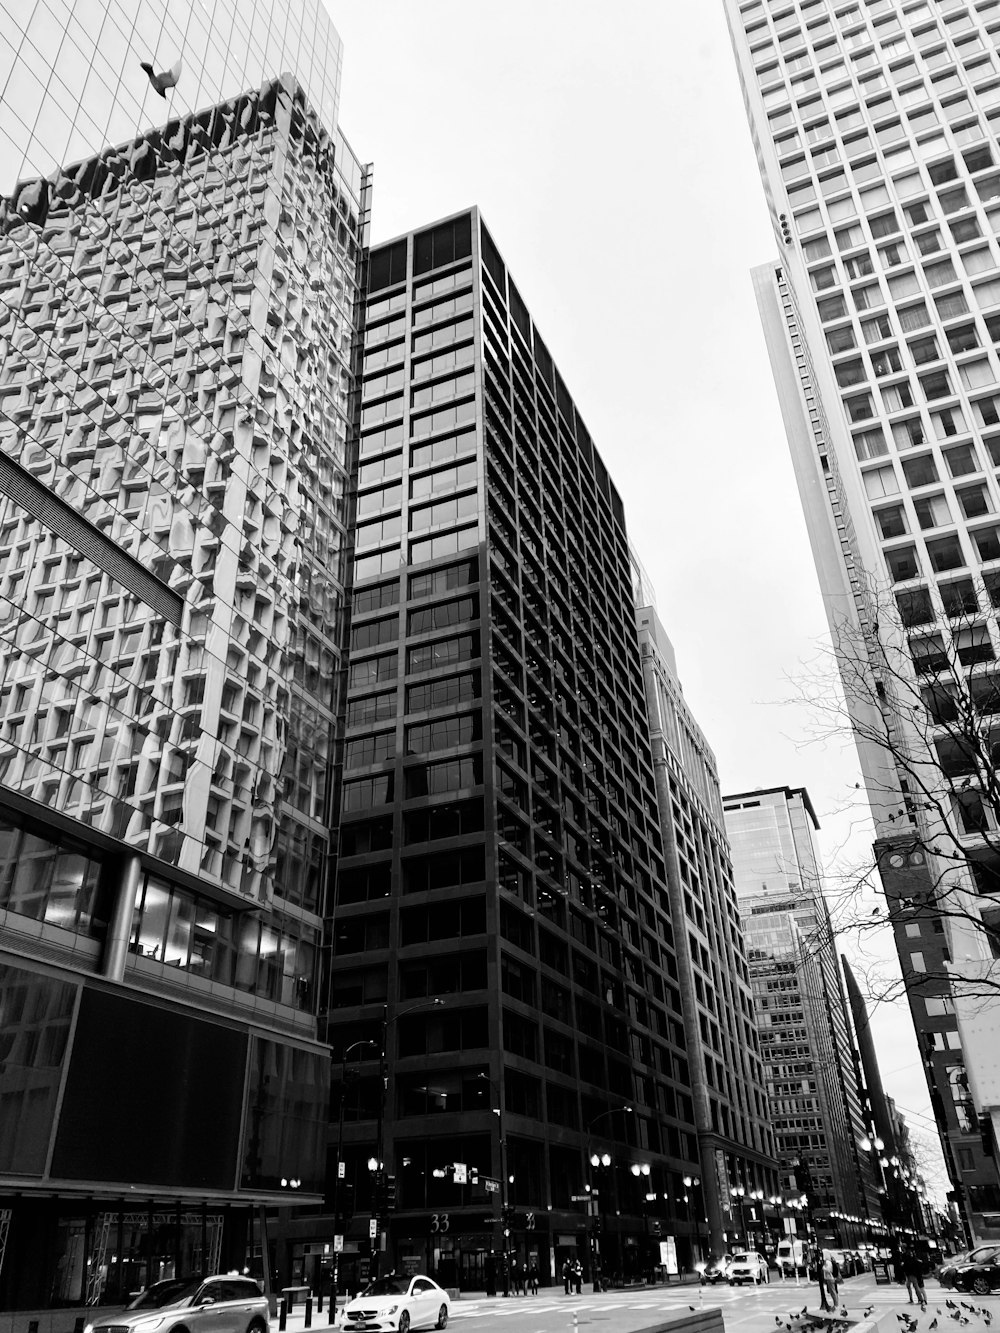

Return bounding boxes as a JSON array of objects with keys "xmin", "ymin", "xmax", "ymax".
[
  {"xmin": 722, "ymin": 0, "xmax": 1000, "ymax": 1241},
  {"xmin": 635, "ymin": 601, "xmax": 779, "ymax": 1257},
  {"xmin": 0, "ymin": 0, "xmax": 368, "ymax": 1309},
  {"xmin": 324, "ymin": 208, "xmax": 707, "ymax": 1289},
  {"xmin": 723, "ymin": 787, "xmax": 878, "ymax": 1245}
]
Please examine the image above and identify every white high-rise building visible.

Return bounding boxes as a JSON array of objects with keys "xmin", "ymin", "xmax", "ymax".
[{"xmin": 723, "ymin": 0, "xmax": 1000, "ymax": 1242}]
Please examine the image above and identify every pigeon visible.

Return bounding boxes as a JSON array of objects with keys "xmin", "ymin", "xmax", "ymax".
[
  {"xmin": 865, "ymin": 1309, "xmax": 875, "ymax": 1318},
  {"xmin": 140, "ymin": 56, "xmax": 182, "ymax": 96},
  {"xmin": 689, "ymin": 1306, "xmax": 697, "ymax": 1312},
  {"xmin": 930, "ymin": 1321, "xmax": 938, "ymax": 1329},
  {"xmin": 840, "ymin": 1310, "xmax": 849, "ymax": 1319}
]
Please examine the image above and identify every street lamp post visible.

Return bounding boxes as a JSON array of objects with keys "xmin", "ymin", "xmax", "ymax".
[
  {"xmin": 585, "ymin": 1105, "xmax": 633, "ymax": 1289},
  {"xmin": 683, "ymin": 1176, "xmax": 702, "ymax": 1271},
  {"xmin": 729, "ymin": 1186, "xmax": 747, "ymax": 1248},
  {"xmin": 748, "ymin": 1189, "xmax": 764, "ymax": 1252},
  {"xmin": 477, "ymin": 1073, "xmax": 510, "ymax": 1297},
  {"xmin": 630, "ymin": 1163, "xmax": 651, "ymax": 1281}
]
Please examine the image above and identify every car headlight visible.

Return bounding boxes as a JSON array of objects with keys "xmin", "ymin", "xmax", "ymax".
[
  {"xmin": 132, "ymin": 1318, "xmax": 168, "ymax": 1331},
  {"xmin": 375, "ymin": 1306, "xmax": 398, "ymax": 1318}
]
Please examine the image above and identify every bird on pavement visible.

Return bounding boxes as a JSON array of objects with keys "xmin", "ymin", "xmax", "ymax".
[
  {"xmin": 929, "ymin": 1320, "xmax": 938, "ymax": 1329},
  {"xmin": 140, "ymin": 56, "xmax": 182, "ymax": 96}
]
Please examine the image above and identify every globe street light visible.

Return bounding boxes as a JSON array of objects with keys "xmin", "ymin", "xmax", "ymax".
[
  {"xmin": 683, "ymin": 1176, "xmax": 703, "ymax": 1269},
  {"xmin": 586, "ymin": 1105, "xmax": 634, "ymax": 1287}
]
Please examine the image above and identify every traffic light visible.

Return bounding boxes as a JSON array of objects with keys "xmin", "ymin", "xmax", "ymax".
[{"xmin": 385, "ymin": 1175, "xmax": 397, "ymax": 1210}]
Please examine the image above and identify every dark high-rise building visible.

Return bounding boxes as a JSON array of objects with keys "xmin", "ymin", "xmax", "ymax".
[
  {"xmin": 0, "ymin": 0, "xmax": 368, "ymax": 1309},
  {"xmin": 327, "ymin": 208, "xmax": 705, "ymax": 1289},
  {"xmin": 723, "ymin": 787, "xmax": 878, "ymax": 1246},
  {"xmin": 635, "ymin": 598, "xmax": 779, "ymax": 1256}
]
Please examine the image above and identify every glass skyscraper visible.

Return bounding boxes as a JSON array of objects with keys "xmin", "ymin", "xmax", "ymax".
[{"xmin": 0, "ymin": 0, "xmax": 368, "ymax": 1308}]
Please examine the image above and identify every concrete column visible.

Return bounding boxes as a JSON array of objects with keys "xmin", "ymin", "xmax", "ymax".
[{"xmin": 103, "ymin": 854, "xmax": 142, "ymax": 981}]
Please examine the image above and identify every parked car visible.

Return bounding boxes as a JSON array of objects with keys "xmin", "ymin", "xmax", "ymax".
[
  {"xmin": 939, "ymin": 1245, "xmax": 1000, "ymax": 1289},
  {"xmin": 84, "ymin": 1277, "xmax": 268, "ymax": 1333},
  {"xmin": 700, "ymin": 1256, "xmax": 733, "ymax": 1285},
  {"xmin": 954, "ymin": 1248, "xmax": 1000, "ymax": 1296},
  {"xmin": 343, "ymin": 1276, "xmax": 450, "ymax": 1333},
  {"xmin": 728, "ymin": 1251, "xmax": 770, "ymax": 1286}
]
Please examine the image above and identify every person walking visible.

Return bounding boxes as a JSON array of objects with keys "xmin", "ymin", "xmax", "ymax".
[
  {"xmin": 563, "ymin": 1259, "xmax": 572, "ymax": 1294},
  {"xmin": 821, "ymin": 1252, "xmax": 839, "ymax": 1311},
  {"xmin": 573, "ymin": 1259, "xmax": 583, "ymax": 1295},
  {"xmin": 903, "ymin": 1249, "xmax": 927, "ymax": 1307},
  {"xmin": 527, "ymin": 1260, "xmax": 538, "ymax": 1295}
]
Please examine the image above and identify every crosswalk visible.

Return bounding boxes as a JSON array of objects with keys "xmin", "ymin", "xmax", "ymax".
[{"xmin": 453, "ymin": 1296, "xmax": 716, "ymax": 1319}]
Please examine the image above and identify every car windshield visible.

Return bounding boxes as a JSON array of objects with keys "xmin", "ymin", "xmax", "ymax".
[
  {"xmin": 128, "ymin": 1280, "xmax": 202, "ymax": 1310},
  {"xmin": 732, "ymin": 1254, "xmax": 750, "ymax": 1263},
  {"xmin": 362, "ymin": 1279, "xmax": 406, "ymax": 1297}
]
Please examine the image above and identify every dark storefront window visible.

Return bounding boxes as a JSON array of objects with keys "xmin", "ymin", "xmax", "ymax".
[
  {"xmin": 0, "ymin": 961, "xmax": 77, "ymax": 1175},
  {"xmin": 241, "ymin": 1038, "xmax": 328, "ymax": 1193}
]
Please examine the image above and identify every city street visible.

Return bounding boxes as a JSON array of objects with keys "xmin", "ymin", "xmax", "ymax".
[{"xmin": 431, "ymin": 1277, "xmax": 999, "ymax": 1333}]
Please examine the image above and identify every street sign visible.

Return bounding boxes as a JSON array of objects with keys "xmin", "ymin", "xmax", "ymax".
[
  {"xmin": 784, "ymin": 1217, "xmax": 797, "ymax": 1235},
  {"xmin": 483, "ymin": 1177, "xmax": 500, "ymax": 1193},
  {"xmin": 333, "ymin": 1235, "xmax": 344, "ymax": 1253},
  {"xmin": 570, "ymin": 1195, "xmax": 592, "ymax": 1202},
  {"xmin": 337, "ymin": 1162, "xmax": 345, "ymax": 1179},
  {"xmin": 454, "ymin": 1163, "xmax": 467, "ymax": 1184},
  {"xmin": 369, "ymin": 1219, "xmax": 378, "ymax": 1239}
]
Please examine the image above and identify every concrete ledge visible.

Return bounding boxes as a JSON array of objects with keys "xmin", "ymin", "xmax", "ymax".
[{"xmin": 628, "ymin": 1307, "xmax": 725, "ymax": 1333}]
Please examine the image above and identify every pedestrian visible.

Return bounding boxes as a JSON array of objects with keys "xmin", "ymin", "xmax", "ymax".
[
  {"xmin": 821, "ymin": 1252, "xmax": 839, "ymax": 1310},
  {"xmin": 903, "ymin": 1249, "xmax": 927, "ymax": 1307},
  {"xmin": 563, "ymin": 1259, "xmax": 572, "ymax": 1295},
  {"xmin": 573, "ymin": 1259, "xmax": 583, "ymax": 1295},
  {"xmin": 528, "ymin": 1260, "xmax": 538, "ymax": 1295},
  {"xmin": 815, "ymin": 1248, "xmax": 830, "ymax": 1312}
]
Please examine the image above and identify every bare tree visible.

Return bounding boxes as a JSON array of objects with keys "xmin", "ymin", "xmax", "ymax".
[{"xmin": 790, "ymin": 575, "xmax": 1000, "ymax": 1005}]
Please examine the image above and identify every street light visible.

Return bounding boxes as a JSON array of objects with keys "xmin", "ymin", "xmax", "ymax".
[
  {"xmin": 476, "ymin": 1072, "xmax": 511, "ymax": 1297},
  {"xmin": 585, "ymin": 1105, "xmax": 634, "ymax": 1288},
  {"xmin": 730, "ymin": 1186, "xmax": 747, "ymax": 1247},
  {"xmin": 683, "ymin": 1176, "xmax": 703, "ymax": 1270}
]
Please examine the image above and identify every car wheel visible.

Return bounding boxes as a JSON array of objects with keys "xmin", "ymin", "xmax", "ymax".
[
  {"xmin": 399, "ymin": 1313, "xmax": 410, "ymax": 1333},
  {"xmin": 247, "ymin": 1321, "xmax": 267, "ymax": 1333},
  {"xmin": 436, "ymin": 1305, "xmax": 448, "ymax": 1330},
  {"xmin": 972, "ymin": 1277, "xmax": 991, "ymax": 1296}
]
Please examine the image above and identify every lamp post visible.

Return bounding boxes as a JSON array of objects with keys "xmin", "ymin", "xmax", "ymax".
[
  {"xmin": 683, "ymin": 1176, "xmax": 702, "ymax": 1270},
  {"xmin": 729, "ymin": 1186, "xmax": 747, "ymax": 1248},
  {"xmin": 586, "ymin": 1105, "xmax": 633, "ymax": 1288},
  {"xmin": 339, "ymin": 997, "xmax": 444, "ymax": 1282},
  {"xmin": 630, "ymin": 1163, "xmax": 651, "ymax": 1281},
  {"xmin": 476, "ymin": 1072, "xmax": 511, "ymax": 1296}
]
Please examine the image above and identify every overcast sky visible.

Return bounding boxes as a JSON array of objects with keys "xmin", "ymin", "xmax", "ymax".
[{"xmin": 329, "ymin": 1, "xmax": 949, "ymax": 1195}]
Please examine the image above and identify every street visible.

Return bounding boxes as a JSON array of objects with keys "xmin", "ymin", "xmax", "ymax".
[{"xmin": 428, "ymin": 1276, "xmax": 1000, "ymax": 1333}]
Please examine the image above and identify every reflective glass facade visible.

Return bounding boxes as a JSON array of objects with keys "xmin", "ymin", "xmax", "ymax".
[{"xmin": 0, "ymin": 0, "xmax": 368, "ymax": 1309}]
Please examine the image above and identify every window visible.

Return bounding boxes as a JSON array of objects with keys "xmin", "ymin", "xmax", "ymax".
[
  {"xmin": 935, "ymin": 290, "xmax": 969, "ymax": 319},
  {"xmin": 944, "ymin": 443, "xmax": 981, "ymax": 477},
  {"xmin": 946, "ymin": 324, "xmax": 980, "ymax": 354},
  {"xmin": 960, "ymin": 359, "xmax": 997, "ymax": 390},
  {"xmin": 870, "ymin": 210, "xmax": 900, "ymax": 238},
  {"xmin": 897, "ymin": 586, "xmax": 934, "ymax": 627},
  {"xmin": 845, "ymin": 393, "xmax": 875, "ymax": 421},
  {"xmin": 888, "ymin": 271, "xmax": 921, "ymax": 299},
  {"xmin": 875, "ymin": 505, "xmax": 908, "ymax": 538},
  {"xmin": 881, "ymin": 381, "xmax": 915, "ymax": 411},
  {"xmin": 853, "ymin": 427, "xmax": 888, "ymax": 459},
  {"xmin": 863, "ymin": 463, "xmax": 900, "ymax": 498},
  {"xmin": 972, "ymin": 526, "xmax": 1000, "ymax": 562},
  {"xmin": 853, "ymin": 285, "xmax": 883, "ymax": 313},
  {"xmin": 910, "ymin": 951, "xmax": 926, "ymax": 972},
  {"xmin": 879, "ymin": 240, "xmax": 909, "ymax": 268},
  {"xmin": 827, "ymin": 326, "xmax": 857, "ymax": 353},
  {"xmin": 915, "ymin": 228, "xmax": 944, "ymax": 256},
  {"xmin": 929, "ymin": 158, "xmax": 959, "ymax": 186},
  {"xmin": 886, "ymin": 545, "xmax": 921, "ymax": 581},
  {"xmin": 835, "ymin": 224, "xmax": 866, "ymax": 250},
  {"xmin": 932, "ymin": 406, "xmax": 965, "ymax": 439},
  {"xmin": 892, "ymin": 417, "xmax": 926, "ymax": 449},
  {"xmin": 836, "ymin": 358, "xmax": 868, "ymax": 387},
  {"xmin": 903, "ymin": 200, "xmax": 932, "ymax": 226},
  {"xmin": 844, "ymin": 253, "xmax": 875, "ymax": 279},
  {"xmin": 817, "ymin": 294, "xmax": 848, "ymax": 321},
  {"xmin": 909, "ymin": 335, "xmax": 940, "ymax": 365},
  {"xmin": 405, "ymin": 714, "xmax": 479, "ymax": 755},
  {"xmin": 344, "ymin": 732, "xmax": 396, "ymax": 770},
  {"xmin": 924, "ymin": 258, "xmax": 958, "ymax": 288},
  {"xmin": 899, "ymin": 302, "xmax": 931, "ymax": 332},
  {"xmin": 963, "ymin": 247, "xmax": 997, "ymax": 277},
  {"xmin": 939, "ymin": 578, "xmax": 978, "ymax": 617},
  {"xmin": 862, "ymin": 313, "xmax": 894, "ymax": 342},
  {"xmin": 939, "ymin": 185, "xmax": 971, "ymax": 214},
  {"xmin": 902, "ymin": 454, "xmax": 939, "ymax": 487},
  {"xmin": 913, "ymin": 493, "xmax": 951, "ymax": 529},
  {"xmin": 926, "ymin": 535, "xmax": 966, "ymax": 572},
  {"xmin": 920, "ymin": 370, "xmax": 953, "ymax": 400}
]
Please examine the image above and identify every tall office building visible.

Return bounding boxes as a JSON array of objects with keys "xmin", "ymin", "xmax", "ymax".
[
  {"xmin": 635, "ymin": 599, "xmax": 779, "ymax": 1256},
  {"xmin": 326, "ymin": 208, "xmax": 709, "ymax": 1289},
  {"xmin": 723, "ymin": 788, "xmax": 879, "ymax": 1244},
  {"xmin": 0, "ymin": 0, "xmax": 367, "ymax": 1309},
  {"xmin": 723, "ymin": 0, "xmax": 1000, "ymax": 1241}
]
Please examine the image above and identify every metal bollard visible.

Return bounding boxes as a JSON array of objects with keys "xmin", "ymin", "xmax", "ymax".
[
  {"xmin": 74, "ymin": 1319, "xmax": 86, "ymax": 1333},
  {"xmin": 279, "ymin": 1297, "xmax": 288, "ymax": 1332},
  {"xmin": 305, "ymin": 1296, "xmax": 313, "ymax": 1329},
  {"xmin": 317, "ymin": 1289, "xmax": 324, "ymax": 1313}
]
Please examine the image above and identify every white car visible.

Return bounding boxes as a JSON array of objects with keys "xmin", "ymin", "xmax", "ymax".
[
  {"xmin": 728, "ymin": 1251, "xmax": 769, "ymax": 1285},
  {"xmin": 343, "ymin": 1276, "xmax": 450, "ymax": 1333}
]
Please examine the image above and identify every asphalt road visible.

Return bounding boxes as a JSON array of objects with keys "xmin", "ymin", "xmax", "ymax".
[{"xmin": 443, "ymin": 1276, "xmax": 1000, "ymax": 1333}]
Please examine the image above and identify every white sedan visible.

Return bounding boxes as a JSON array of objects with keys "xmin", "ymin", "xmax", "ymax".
[
  {"xmin": 343, "ymin": 1276, "xmax": 450, "ymax": 1333},
  {"xmin": 728, "ymin": 1251, "xmax": 770, "ymax": 1285}
]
